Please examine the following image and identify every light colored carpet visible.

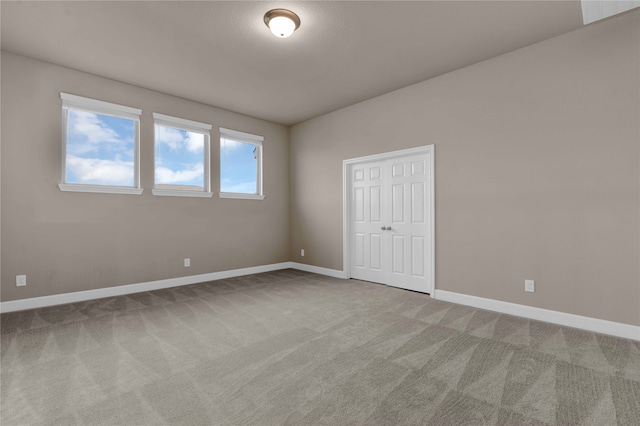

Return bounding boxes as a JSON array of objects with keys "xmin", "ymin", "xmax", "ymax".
[{"xmin": 1, "ymin": 269, "xmax": 639, "ymax": 425}]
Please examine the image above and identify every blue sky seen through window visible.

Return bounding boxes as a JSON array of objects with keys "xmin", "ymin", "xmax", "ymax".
[
  {"xmin": 220, "ymin": 139, "xmax": 258, "ymax": 194},
  {"xmin": 65, "ymin": 109, "xmax": 135, "ymax": 186},
  {"xmin": 155, "ymin": 125, "xmax": 205, "ymax": 190},
  {"xmin": 65, "ymin": 109, "xmax": 258, "ymax": 194}
]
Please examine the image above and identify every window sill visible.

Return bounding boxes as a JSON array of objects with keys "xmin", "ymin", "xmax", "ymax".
[
  {"xmin": 58, "ymin": 183, "xmax": 143, "ymax": 195},
  {"xmin": 152, "ymin": 188, "xmax": 213, "ymax": 198},
  {"xmin": 219, "ymin": 192, "xmax": 265, "ymax": 200}
]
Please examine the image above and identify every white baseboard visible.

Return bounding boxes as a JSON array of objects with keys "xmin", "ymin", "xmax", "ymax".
[
  {"xmin": 0, "ymin": 262, "xmax": 292, "ymax": 314},
  {"xmin": 0, "ymin": 262, "xmax": 348, "ymax": 314},
  {"xmin": 289, "ymin": 262, "xmax": 347, "ymax": 279},
  {"xmin": 434, "ymin": 289, "xmax": 640, "ymax": 342},
  {"xmin": 5, "ymin": 264, "xmax": 635, "ymax": 342}
]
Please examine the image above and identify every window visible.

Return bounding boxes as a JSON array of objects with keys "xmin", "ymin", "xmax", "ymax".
[
  {"xmin": 219, "ymin": 128, "xmax": 264, "ymax": 200},
  {"xmin": 152, "ymin": 113, "xmax": 212, "ymax": 198},
  {"xmin": 59, "ymin": 93, "xmax": 142, "ymax": 194}
]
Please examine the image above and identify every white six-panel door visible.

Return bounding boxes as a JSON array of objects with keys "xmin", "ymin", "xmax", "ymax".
[{"xmin": 346, "ymin": 147, "xmax": 433, "ymax": 294}]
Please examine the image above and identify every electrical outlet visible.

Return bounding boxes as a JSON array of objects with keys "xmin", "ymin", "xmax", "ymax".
[
  {"xmin": 301, "ymin": 249, "xmax": 305, "ymax": 257},
  {"xmin": 525, "ymin": 279, "xmax": 535, "ymax": 293},
  {"xmin": 16, "ymin": 275, "xmax": 26, "ymax": 287},
  {"xmin": 184, "ymin": 258, "xmax": 190, "ymax": 267}
]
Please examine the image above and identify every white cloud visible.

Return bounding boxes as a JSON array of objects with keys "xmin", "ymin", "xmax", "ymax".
[
  {"xmin": 155, "ymin": 163, "xmax": 204, "ymax": 184},
  {"xmin": 68, "ymin": 111, "xmax": 130, "ymax": 155},
  {"xmin": 156, "ymin": 125, "xmax": 203, "ymax": 154},
  {"xmin": 155, "ymin": 126, "xmax": 183, "ymax": 151},
  {"xmin": 186, "ymin": 132, "xmax": 204, "ymax": 154},
  {"xmin": 67, "ymin": 155, "xmax": 133, "ymax": 186}
]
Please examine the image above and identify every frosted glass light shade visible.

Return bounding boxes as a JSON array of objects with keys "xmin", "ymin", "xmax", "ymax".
[
  {"xmin": 269, "ymin": 16, "xmax": 296, "ymax": 38},
  {"xmin": 264, "ymin": 9, "xmax": 300, "ymax": 38}
]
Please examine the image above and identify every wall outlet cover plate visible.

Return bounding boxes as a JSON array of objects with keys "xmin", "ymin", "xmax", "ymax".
[{"xmin": 525, "ymin": 279, "xmax": 535, "ymax": 292}]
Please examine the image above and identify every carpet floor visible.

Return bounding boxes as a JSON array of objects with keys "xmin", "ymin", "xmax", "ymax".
[{"xmin": 1, "ymin": 269, "xmax": 639, "ymax": 425}]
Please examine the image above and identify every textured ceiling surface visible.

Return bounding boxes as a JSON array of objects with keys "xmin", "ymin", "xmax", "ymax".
[{"xmin": 1, "ymin": 1, "xmax": 584, "ymax": 125}]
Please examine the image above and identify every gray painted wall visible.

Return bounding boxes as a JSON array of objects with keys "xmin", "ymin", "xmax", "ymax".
[
  {"xmin": 290, "ymin": 11, "xmax": 640, "ymax": 326},
  {"xmin": 1, "ymin": 52, "xmax": 290, "ymax": 301},
  {"xmin": 2, "ymin": 11, "xmax": 638, "ymax": 328}
]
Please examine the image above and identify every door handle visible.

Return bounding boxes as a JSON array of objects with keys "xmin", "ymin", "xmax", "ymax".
[{"xmin": 380, "ymin": 226, "xmax": 392, "ymax": 231}]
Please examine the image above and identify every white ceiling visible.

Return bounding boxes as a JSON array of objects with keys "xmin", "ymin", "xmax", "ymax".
[{"xmin": 1, "ymin": 1, "xmax": 584, "ymax": 125}]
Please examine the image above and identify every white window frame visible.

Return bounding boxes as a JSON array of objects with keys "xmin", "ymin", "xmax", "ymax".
[
  {"xmin": 152, "ymin": 113, "xmax": 213, "ymax": 198},
  {"xmin": 219, "ymin": 127, "xmax": 265, "ymax": 200},
  {"xmin": 58, "ymin": 93, "xmax": 143, "ymax": 195}
]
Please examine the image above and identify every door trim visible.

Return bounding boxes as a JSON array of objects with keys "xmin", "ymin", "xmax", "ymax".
[{"xmin": 343, "ymin": 145, "xmax": 435, "ymax": 296}]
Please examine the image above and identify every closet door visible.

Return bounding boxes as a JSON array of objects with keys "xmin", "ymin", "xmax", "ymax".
[
  {"xmin": 350, "ymin": 161, "xmax": 389, "ymax": 285},
  {"xmin": 384, "ymin": 153, "xmax": 430, "ymax": 293},
  {"xmin": 349, "ymin": 149, "xmax": 432, "ymax": 294}
]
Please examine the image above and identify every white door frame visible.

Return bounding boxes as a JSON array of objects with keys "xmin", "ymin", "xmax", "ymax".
[{"xmin": 343, "ymin": 145, "xmax": 435, "ymax": 296}]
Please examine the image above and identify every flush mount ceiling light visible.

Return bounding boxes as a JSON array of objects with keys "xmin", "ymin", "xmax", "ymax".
[{"xmin": 264, "ymin": 9, "xmax": 300, "ymax": 38}]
